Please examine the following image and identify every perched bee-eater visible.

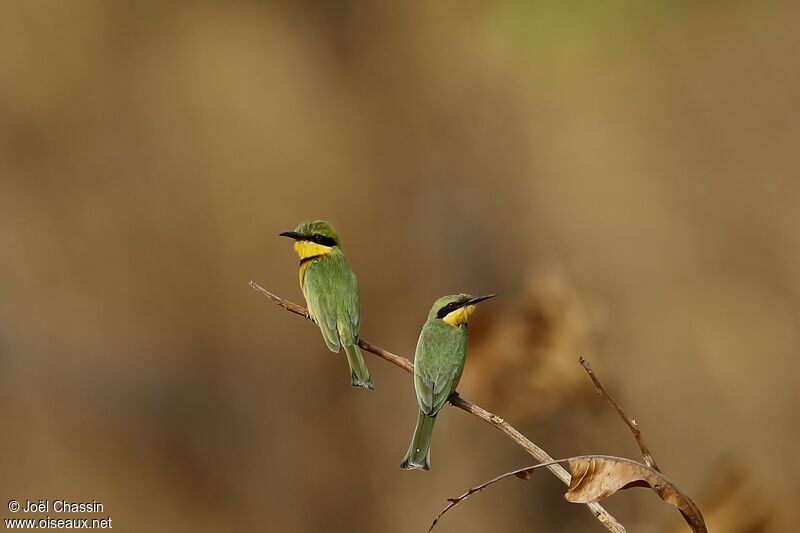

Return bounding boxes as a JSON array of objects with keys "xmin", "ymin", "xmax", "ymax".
[
  {"xmin": 279, "ymin": 220, "xmax": 373, "ymax": 389},
  {"xmin": 401, "ymin": 293, "xmax": 496, "ymax": 470}
]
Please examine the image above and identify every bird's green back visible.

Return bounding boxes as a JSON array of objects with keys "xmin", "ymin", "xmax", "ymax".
[
  {"xmin": 302, "ymin": 250, "xmax": 360, "ymax": 351},
  {"xmin": 413, "ymin": 317, "xmax": 468, "ymax": 416}
]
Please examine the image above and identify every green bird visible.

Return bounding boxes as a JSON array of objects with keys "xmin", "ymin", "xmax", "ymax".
[
  {"xmin": 401, "ymin": 292, "xmax": 496, "ymax": 470},
  {"xmin": 279, "ymin": 220, "xmax": 373, "ymax": 389}
]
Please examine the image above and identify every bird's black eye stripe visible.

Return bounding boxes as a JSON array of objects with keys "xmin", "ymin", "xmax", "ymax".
[
  {"xmin": 436, "ymin": 301, "xmax": 465, "ymax": 319},
  {"xmin": 306, "ymin": 234, "xmax": 337, "ymax": 247}
]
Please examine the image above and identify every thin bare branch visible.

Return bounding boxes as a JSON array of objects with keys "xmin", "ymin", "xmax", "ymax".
[
  {"xmin": 579, "ymin": 356, "xmax": 660, "ymax": 471},
  {"xmin": 249, "ymin": 280, "xmax": 309, "ymax": 318},
  {"xmin": 250, "ymin": 281, "xmax": 626, "ymax": 533},
  {"xmin": 428, "ymin": 462, "xmax": 557, "ymax": 532},
  {"xmin": 430, "ymin": 455, "xmax": 707, "ymax": 533}
]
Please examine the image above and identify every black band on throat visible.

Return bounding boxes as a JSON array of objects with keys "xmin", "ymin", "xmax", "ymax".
[{"xmin": 300, "ymin": 254, "xmax": 324, "ymax": 265}]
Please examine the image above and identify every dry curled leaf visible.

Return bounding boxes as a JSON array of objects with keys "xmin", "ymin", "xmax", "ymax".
[
  {"xmin": 429, "ymin": 455, "xmax": 706, "ymax": 533},
  {"xmin": 566, "ymin": 456, "xmax": 707, "ymax": 533}
]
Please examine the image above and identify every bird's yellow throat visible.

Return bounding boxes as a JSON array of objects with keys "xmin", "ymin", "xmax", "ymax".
[
  {"xmin": 443, "ymin": 305, "xmax": 476, "ymax": 327},
  {"xmin": 294, "ymin": 240, "xmax": 334, "ymax": 260}
]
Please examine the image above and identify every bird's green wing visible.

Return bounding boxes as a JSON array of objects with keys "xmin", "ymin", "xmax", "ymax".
[
  {"xmin": 413, "ymin": 323, "xmax": 468, "ymax": 416},
  {"xmin": 337, "ymin": 267, "xmax": 360, "ymax": 346},
  {"xmin": 302, "ymin": 252, "xmax": 360, "ymax": 352}
]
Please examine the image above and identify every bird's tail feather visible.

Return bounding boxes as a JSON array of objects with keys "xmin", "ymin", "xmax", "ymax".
[
  {"xmin": 344, "ymin": 343, "xmax": 373, "ymax": 390},
  {"xmin": 400, "ymin": 411, "xmax": 436, "ymax": 471}
]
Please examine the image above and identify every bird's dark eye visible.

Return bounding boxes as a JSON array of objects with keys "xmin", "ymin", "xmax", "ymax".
[
  {"xmin": 437, "ymin": 301, "xmax": 463, "ymax": 319},
  {"xmin": 312, "ymin": 235, "xmax": 323, "ymax": 243}
]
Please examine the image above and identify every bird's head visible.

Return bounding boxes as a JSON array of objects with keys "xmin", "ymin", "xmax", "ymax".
[
  {"xmin": 429, "ymin": 293, "xmax": 496, "ymax": 327},
  {"xmin": 279, "ymin": 220, "xmax": 341, "ymax": 260}
]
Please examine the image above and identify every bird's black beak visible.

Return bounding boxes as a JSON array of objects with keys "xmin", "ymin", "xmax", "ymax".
[
  {"xmin": 466, "ymin": 293, "xmax": 497, "ymax": 306},
  {"xmin": 279, "ymin": 231, "xmax": 302, "ymax": 240}
]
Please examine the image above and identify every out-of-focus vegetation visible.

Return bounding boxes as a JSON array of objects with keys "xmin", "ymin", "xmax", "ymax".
[{"xmin": 1, "ymin": 1, "xmax": 797, "ymax": 531}]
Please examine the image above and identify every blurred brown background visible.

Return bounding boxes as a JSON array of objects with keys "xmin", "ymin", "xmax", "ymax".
[{"xmin": 1, "ymin": 1, "xmax": 798, "ymax": 531}]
